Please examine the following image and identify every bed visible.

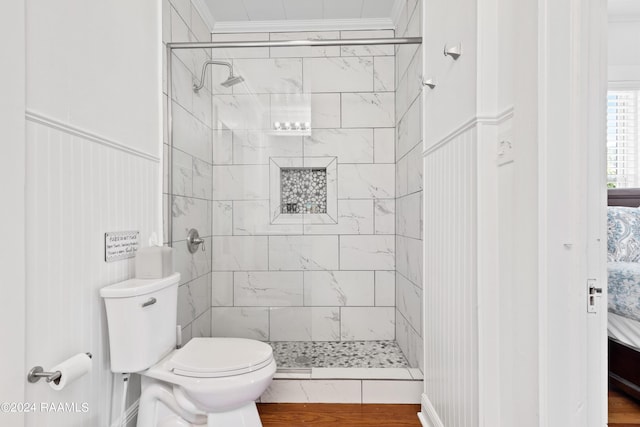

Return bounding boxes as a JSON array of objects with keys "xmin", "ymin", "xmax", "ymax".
[{"xmin": 607, "ymin": 190, "xmax": 640, "ymax": 400}]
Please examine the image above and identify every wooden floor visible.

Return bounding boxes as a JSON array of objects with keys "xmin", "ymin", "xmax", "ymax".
[
  {"xmin": 610, "ymin": 388, "xmax": 640, "ymax": 426},
  {"xmin": 257, "ymin": 403, "xmax": 421, "ymax": 426},
  {"xmin": 255, "ymin": 389, "xmax": 639, "ymax": 426}
]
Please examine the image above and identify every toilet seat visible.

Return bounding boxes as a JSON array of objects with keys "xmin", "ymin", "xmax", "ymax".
[{"xmin": 167, "ymin": 337, "xmax": 273, "ymax": 378}]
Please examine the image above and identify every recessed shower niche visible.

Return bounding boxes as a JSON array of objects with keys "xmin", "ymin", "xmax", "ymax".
[
  {"xmin": 270, "ymin": 157, "xmax": 337, "ymax": 224},
  {"xmin": 280, "ymin": 168, "xmax": 327, "ymax": 214}
]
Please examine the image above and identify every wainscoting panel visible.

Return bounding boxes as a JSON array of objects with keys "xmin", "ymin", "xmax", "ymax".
[
  {"xmin": 24, "ymin": 116, "xmax": 160, "ymax": 427},
  {"xmin": 423, "ymin": 124, "xmax": 478, "ymax": 427}
]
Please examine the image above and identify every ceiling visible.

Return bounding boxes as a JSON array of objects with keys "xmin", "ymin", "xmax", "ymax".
[{"xmin": 198, "ymin": 0, "xmax": 398, "ymax": 30}]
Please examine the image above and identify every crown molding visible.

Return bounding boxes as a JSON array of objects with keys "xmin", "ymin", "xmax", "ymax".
[
  {"xmin": 390, "ymin": 0, "xmax": 405, "ymax": 29},
  {"xmin": 191, "ymin": 0, "xmax": 216, "ymax": 35},
  {"xmin": 212, "ymin": 18, "xmax": 395, "ymax": 34}
]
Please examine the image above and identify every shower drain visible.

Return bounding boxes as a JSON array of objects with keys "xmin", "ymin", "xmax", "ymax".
[{"xmin": 294, "ymin": 355, "xmax": 311, "ymax": 365}]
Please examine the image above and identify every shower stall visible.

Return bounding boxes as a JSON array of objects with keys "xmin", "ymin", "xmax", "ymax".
[{"xmin": 163, "ymin": 27, "xmax": 424, "ymax": 386}]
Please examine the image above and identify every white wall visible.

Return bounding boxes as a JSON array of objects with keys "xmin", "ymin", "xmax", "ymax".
[
  {"xmin": 24, "ymin": 1, "xmax": 161, "ymax": 425},
  {"xmin": 421, "ymin": 0, "xmax": 607, "ymax": 425},
  {"xmin": 26, "ymin": 1, "xmax": 160, "ymax": 156},
  {"xmin": 0, "ymin": 1, "xmax": 26, "ymax": 426},
  {"xmin": 608, "ymin": 20, "xmax": 640, "ymax": 82},
  {"xmin": 421, "ymin": 0, "xmax": 481, "ymax": 423}
]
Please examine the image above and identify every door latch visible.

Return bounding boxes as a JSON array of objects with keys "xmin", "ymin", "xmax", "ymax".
[{"xmin": 587, "ymin": 279, "xmax": 603, "ymax": 313}]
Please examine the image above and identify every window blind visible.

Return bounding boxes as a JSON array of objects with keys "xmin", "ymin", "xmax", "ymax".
[{"xmin": 608, "ymin": 89, "xmax": 640, "ymax": 188}]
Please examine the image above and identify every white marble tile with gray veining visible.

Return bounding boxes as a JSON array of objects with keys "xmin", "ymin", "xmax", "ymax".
[
  {"xmin": 396, "ymin": 155, "xmax": 409, "ymax": 197},
  {"xmin": 310, "ymin": 94, "xmax": 341, "ymax": 128},
  {"xmin": 192, "ymin": 87, "xmax": 213, "ymax": 128},
  {"xmin": 234, "ymin": 271, "xmax": 303, "ymax": 306},
  {"xmin": 303, "ymin": 57, "xmax": 374, "ymax": 93},
  {"xmin": 212, "ymin": 165, "xmax": 269, "ymax": 200},
  {"xmin": 340, "ymin": 307, "xmax": 395, "ymax": 340},
  {"xmin": 303, "ymin": 271, "xmax": 374, "ymax": 306},
  {"xmin": 260, "ymin": 380, "xmax": 361, "ymax": 403},
  {"xmin": 233, "ymin": 131, "xmax": 303, "ymax": 164},
  {"xmin": 191, "ymin": 310, "xmax": 212, "ymax": 338},
  {"xmin": 211, "ymin": 32, "xmax": 270, "ymax": 59},
  {"xmin": 172, "ymin": 102, "xmax": 212, "ymax": 162},
  {"xmin": 303, "ymin": 129, "xmax": 374, "ymax": 163},
  {"xmin": 340, "ymin": 30, "xmax": 395, "ymax": 57},
  {"xmin": 170, "ymin": 56, "xmax": 194, "ymax": 111},
  {"xmin": 337, "ymin": 164, "xmax": 395, "ymax": 199},
  {"xmin": 269, "ymin": 307, "xmax": 341, "ymax": 341},
  {"xmin": 375, "ymin": 271, "xmax": 395, "ymax": 306},
  {"xmin": 397, "ymin": 97, "xmax": 422, "ymax": 159},
  {"xmin": 303, "ymin": 200, "xmax": 373, "ymax": 235},
  {"xmin": 374, "ymin": 199, "xmax": 395, "ymax": 235},
  {"xmin": 211, "ymin": 307, "xmax": 270, "ymax": 340},
  {"xmin": 269, "ymin": 236, "xmax": 339, "ymax": 271},
  {"xmin": 340, "ymin": 235, "xmax": 395, "ymax": 270},
  {"xmin": 396, "ymin": 272, "xmax": 422, "ymax": 333},
  {"xmin": 172, "ymin": 148, "xmax": 193, "ymax": 197},
  {"xmin": 178, "ymin": 273, "xmax": 211, "ymax": 326},
  {"xmin": 211, "ymin": 236, "xmax": 269, "ymax": 271},
  {"xmin": 374, "ymin": 128, "xmax": 395, "ymax": 163},
  {"xmin": 211, "ymin": 201, "xmax": 233, "ymax": 235},
  {"xmin": 172, "ymin": 195, "xmax": 211, "ymax": 237},
  {"xmin": 407, "ymin": 143, "xmax": 423, "ymax": 194},
  {"xmin": 396, "ymin": 310, "xmax": 422, "ymax": 369},
  {"xmin": 212, "ymin": 128, "xmax": 233, "ymax": 164},
  {"xmin": 396, "ymin": 235, "xmax": 422, "ymax": 288},
  {"xmin": 374, "ymin": 56, "xmax": 395, "ymax": 91},
  {"xmin": 310, "ymin": 307, "xmax": 341, "ymax": 341},
  {"xmin": 212, "ymin": 94, "xmax": 270, "ymax": 130},
  {"xmin": 341, "ymin": 93, "xmax": 395, "ymax": 128},
  {"xmin": 269, "ymin": 307, "xmax": 313, "ymax": 341},
  {"xmin": 233, "ymin": 200, "xmax": 303, "ymax": 235},
  {"xmin": 192, "ymin": 158, "xmax": 212, "ymax": 200},
  {"xmin": 396, "ymin": 192, "xmax": 421, "ymax": 239},
  {"xmin": 211, "ymin": 271, "xmax": 233, "ymax": 306},
  {"xmin": 233, "ymin": 58, "xmax": 303, "ymax": 94}
]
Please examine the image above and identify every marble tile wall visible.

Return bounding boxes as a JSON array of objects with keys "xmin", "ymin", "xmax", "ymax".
[
  {"xmin": 208, "ymin": 30, "xmax": 398, "ymax": 345},
  {"xmin": 395, "ymin": 0, "xmax": 424, "ymax": 370},
  {"xmin": 163, "ymin": 0, "xmax": 213, "ymax": 343}
]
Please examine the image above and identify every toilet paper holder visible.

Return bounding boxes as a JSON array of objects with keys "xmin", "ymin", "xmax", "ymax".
[{"xmin": 27, "ymin": 352, "xmax": 92, "ymax": 384}]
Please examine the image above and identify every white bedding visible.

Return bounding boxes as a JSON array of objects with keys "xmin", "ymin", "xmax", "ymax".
[{"xmin": 609, "ymin": 311, "xmax": 640, "ymax": 350}]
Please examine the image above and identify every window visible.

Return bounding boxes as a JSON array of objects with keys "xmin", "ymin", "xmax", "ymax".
[{"xmin": 607, "ymin": 89, "xmax": 640, "ymax": 188}]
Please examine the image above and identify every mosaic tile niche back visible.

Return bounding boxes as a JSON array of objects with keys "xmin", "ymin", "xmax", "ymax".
[{"xmin": 280, "ymin": 168, "xmax": 327, "ymax": 214}]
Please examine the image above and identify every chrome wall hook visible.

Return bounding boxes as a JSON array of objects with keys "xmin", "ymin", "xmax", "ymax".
[
  {"xmin": 422, "ymin": 79, "xmax": 437, "ymax": 89},
  {"xmin": 444, "ymin": 43, "xmax": 462, "ymax": 60}
]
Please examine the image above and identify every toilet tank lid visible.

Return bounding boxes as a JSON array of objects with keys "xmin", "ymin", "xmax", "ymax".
[{"xmin": 100, "ymin": 273, "xmax": 180, "ymax": 298}]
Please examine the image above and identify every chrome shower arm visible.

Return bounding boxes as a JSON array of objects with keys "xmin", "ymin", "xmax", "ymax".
[{"xmin": 193, "ymin": 60, "xmax": 233, "ymax": 92}]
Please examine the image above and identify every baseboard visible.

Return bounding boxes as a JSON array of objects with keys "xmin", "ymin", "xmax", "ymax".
[
  {"xmin": 418, "ymin": 393, "xmax": 444, "ymax": 427},
  {"xmin": 111, "ymin": 399, "xmax": 139, "ymax": 427}
]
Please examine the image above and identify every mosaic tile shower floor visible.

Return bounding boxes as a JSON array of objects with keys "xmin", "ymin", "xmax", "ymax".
[{"xmin": 267, "ymin": 341, "xmax": 410, "ymax": 369}]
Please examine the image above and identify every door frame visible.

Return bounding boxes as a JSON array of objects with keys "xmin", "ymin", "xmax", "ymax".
[
  {"xmin": 537, "ymin": 0, "xmax": 608, "ymax": 424},
  {"xmin": 0, "ymin": 0, "xmax": 27, "ymax": 423}
]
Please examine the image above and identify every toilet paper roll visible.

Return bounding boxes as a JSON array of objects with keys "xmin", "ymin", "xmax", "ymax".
[{"xmin": 49, "ymin": 353, "xmax": 92, "ymax": 391}]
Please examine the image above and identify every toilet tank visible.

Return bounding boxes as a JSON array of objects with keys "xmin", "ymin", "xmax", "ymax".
[{"xmin": 100, "ymin": 273, "xmax": 180, "ymax": 373}]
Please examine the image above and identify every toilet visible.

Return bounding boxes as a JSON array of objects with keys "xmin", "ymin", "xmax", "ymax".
[{"xmin": 100, "ymin": 273, "xmax": 276, "ymax": 427}]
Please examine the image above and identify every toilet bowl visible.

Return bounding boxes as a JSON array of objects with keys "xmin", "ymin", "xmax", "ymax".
[{"xmin": 100, "ymin": 273, "xmax": 275, "ymax": 427}]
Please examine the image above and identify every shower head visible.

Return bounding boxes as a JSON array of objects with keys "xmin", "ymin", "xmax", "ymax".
[
  {"xmin": 221, "ymin": 74, "xmax": 245, "ymax": 87},
  {"xmin": 193, "ymin": 60, "xmax": 244, "ymax": 92}
]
